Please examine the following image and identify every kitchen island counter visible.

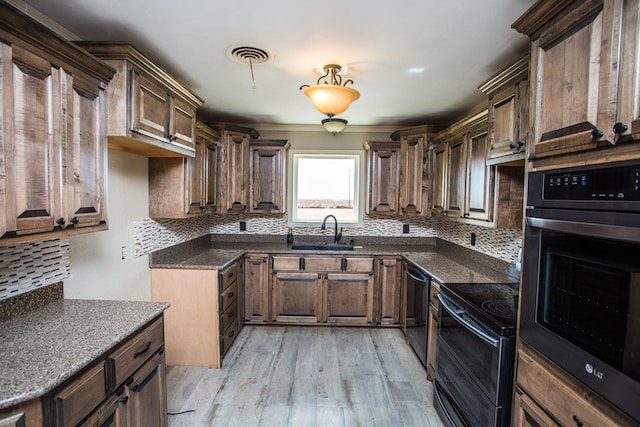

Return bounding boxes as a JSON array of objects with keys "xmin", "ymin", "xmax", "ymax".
[{"xmin": 0, "ymin": 299, "xmax": 169, "ymax": 410}]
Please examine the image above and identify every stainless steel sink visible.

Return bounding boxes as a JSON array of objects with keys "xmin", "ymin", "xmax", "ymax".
[{"xmin": 290, "ymin": 243, "xmax": 354, "ymax": 251}]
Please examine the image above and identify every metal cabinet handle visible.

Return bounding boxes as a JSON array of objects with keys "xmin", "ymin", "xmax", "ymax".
[
  {"xmin": 133, "ymin": 340, "xmax": 152, "ymax": 358},
  {"xmin": 70, "ymin": 217, "xmax": 79, "ymax": 224},
  {"xmin": 56, "ymin": 218, "xmax": 65, "ymax": 226},
  {"xmin": 590, "ymin": 128, "xmax": 604, "ymax": 140},
  {"xmin": 613, "ymin": 122, "xmax": 628, "ymax": 134}
]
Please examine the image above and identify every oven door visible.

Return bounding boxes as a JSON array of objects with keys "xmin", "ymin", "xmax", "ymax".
[
  {"xmin": 521, "ymin": 208, "xmax": 640, "ymax": 422},
  {"xmin": 434, "ymin": 292, "xmax": 514, "ymax": 427}
]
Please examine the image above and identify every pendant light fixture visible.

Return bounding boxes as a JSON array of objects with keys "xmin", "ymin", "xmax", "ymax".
[
  {"xmin": 300, "ymin": 64, "xmax": 360, "ymax": 117},
  {"xmin": 321, "ymin": 117, "xmax": 348, "ymax": 135}
]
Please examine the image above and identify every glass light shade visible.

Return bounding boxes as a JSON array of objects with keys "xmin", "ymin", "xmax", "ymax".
[
  {"xmin": 303, "ymin": 85, "xmax": 360, "ymax": 116},
  {"xmin": 322, "ymin": 117, "xmax": 348, "ymax": 135}
]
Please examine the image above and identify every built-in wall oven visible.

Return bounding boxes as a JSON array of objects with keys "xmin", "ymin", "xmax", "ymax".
[
  {"xmin": 403, "ymin": 264, "xmax": 429, "ymax": 367},
  {"xmin": 433, "ymin": 282, "xmax": 518, "ymax": 427},
  {"xmin": 521, "ymin": 159, "xmax": 640, "ymax": 423}
]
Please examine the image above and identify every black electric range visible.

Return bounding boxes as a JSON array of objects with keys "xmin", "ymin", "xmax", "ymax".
[{"xmin": 440, "ymin": 282, "xmax": 519, "ymax": 336}]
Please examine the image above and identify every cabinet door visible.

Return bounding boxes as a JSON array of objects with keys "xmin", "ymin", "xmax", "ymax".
[
  {"xmin": 272, "ymin": 272, "xmax": 322, "ymax": 323},
  {"xmin": 445, "ymin": 137, "xmax": 466, "ymax": 217},
  {"xmin": 431, "ymin": 144, "xmax": 447, "ymax": 215},
  {"xmin": 203, "ymin": 138, "xmax": 219, "ymax": 211},
  {"xmin": 169, "ymin": 96, "xmax": 196, "ymax": 151},
  {"xmin": 487, "ymin": 77, "xmax": 529, "ymax": 164},
  {"xmin": 187, "ymin": 132, "xmax": 205, "ymax": 214},
  {"xmin": 125, "ymin": 350, "xmax": 167, "ymax": 427},
  {"xmin": 426, "ymin": 302, "xmax": 439, "ymax": 381},
  {"xmin": 249, "ymin": 144, "xmax": 285, "ymax": 213},
  {"xmin": 78, "ymin": 392, "xmax": 128, "ymax": 427},
  {"xmin": 465, "ymin": 131, "xmax": 493, "ymax": 221},
  {"xmin": 377, "ymin": 258, "xmax": 402, "ymax": 326},
  {"xmin": 65, "ymin": 71, "xmax": 107, "ymax": 228},
  {"xmin": 224, "ymin": 131, "xmax": 249, "ymax": 212},
  {"xmin": 619, "ymin": 0, "xmax": 640, "ymax": 141},
  {"xmin": 527, "ymin": 2, "xmax": 619, "ymax": 158},
  {"xmin": 130, "ymin": 71, "xmax": 170, "ymax": 142},
  {"xmin": 326, "ymin": 273, "xmax": 374, "ymax": 325},
  {"xmin": 367, "ymin": 143, "xmax": 400, "ymax": 214},
  {"xmin": 244, "ymin": 254, "xmax": 270, "ymax": 323},
  {"xmin": 512, "ymin": 388, "xmax": 560, "ymax": 427},
  {"xmin": 1, "ymin": 44, "xmax": 61, "ymax": 237},
  {"xmin": 399, "ymin": 134, "xmax": 425, "ymax": 215}
]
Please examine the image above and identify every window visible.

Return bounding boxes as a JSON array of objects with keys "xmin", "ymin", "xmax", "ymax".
[{"xmin": 289, "ymin": 150, "xmax": 364, "ymax": 227}]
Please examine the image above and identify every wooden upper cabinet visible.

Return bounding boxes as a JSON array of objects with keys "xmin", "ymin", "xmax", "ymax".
[
  {"xmin": 249, "ymin": 140, "xmax": 289, "ymax": 214},
  {"xmin": 513, "ymin": 0, "xmax": 640, "ymax": 164},
  {"xmin": 77, "ymin": 42, "xmax": 203, "ymax": 158},
  {"xmin": 399, "ymin": 133, "xmax": 426, "ymax": 215},
  {"xmin": 479, "ymin": 56, "xmax": 529, "ymax": 166},
  {"xmin": 148, "ymin": 121, "xmax": 220, "ymax": 218},
  {"xmin": 432, "ymin": 108, "xmax": 494, "ymax": 223},
  {"xmin": 225, "ymin": 131, "xmax": 250, "ymax": 212},
  {"xmin": 364, "ymin": 141, "xmax": 401, "ymax": 214},
  {"xmin": 0, "ymin": 3, "xmax": 114, "ymax": 245}
]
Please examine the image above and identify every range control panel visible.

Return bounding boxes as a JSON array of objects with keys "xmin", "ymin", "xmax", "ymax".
[{"xmin": 542, "ymin": 164, "xmax": 640, "ymax": 201}]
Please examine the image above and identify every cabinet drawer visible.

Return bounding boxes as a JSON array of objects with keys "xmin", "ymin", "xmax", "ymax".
[
  {"xmin": 517, "ymin": 346, "xmax": 634, "ymax": 426},
  {"xmin": 107, "ymin": 317, "xmax": 164, "ymax": 390},
  {"xmin": 220, "ymin": 301, "xmax": 238, "ymax": 333},
  {"xmin": 304, "ymin": 256, "xmax": 342, "ymax": 272},
  {"xmin": 219, "ymin": 262, "xmax": 239, "ymax": 291},
  {"xmin": 221, "ymin": 315, "xmax": 240, "ymax": 357},
  {"xmin": 344, "ymin": 257, "xmax": 374, "ymax": 273},
  {"xmin": 55, "ymin": 361, "xmax": 106, "ymax": 427},
  {"xmin": 220, "ymin": 280, "xmax": 238, "ymax": 313},
  {"xmin": 272, "ymin": 256, "xmax": 302, "ymax": 271}
]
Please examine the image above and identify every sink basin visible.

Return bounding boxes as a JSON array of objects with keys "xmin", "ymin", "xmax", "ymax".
[{"xmin": 290, "ymin": 243, "xmax": 354, "ymax": 251}]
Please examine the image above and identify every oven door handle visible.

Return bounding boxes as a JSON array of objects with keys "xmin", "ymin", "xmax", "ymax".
[
  {"xmin": 438, "ymin": 293, "xmax": 500, "ymax": 348},
  {"xmin": 407, "ymin": 268, "xmax": 429, "ymax": 283},
  {"xmin": 526, "ymin": 216, "xmax": 640, "ymax": 243}
]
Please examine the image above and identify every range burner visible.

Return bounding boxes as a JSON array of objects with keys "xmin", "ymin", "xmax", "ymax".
[{"xmin": 441, "ymin": 282, "xmax": 519, "ymax": 335}]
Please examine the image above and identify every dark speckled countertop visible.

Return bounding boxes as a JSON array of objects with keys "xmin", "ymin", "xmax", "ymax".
[
  {"xmin": 150, "ymin": 235, "xmax": 519, "ymax": 285},
  {"xmin": 0, "ymin": 299, "xmax": 169, "ymax": 410}
]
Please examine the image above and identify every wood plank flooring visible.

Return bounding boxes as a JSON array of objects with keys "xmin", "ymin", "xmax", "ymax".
[{"xmin": 166, "ymin": 325, "xmax": 444, "ymax": 427}]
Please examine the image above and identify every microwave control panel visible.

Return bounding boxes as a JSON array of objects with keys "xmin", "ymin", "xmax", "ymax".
[{"xmin": 543, "ymin": 164, "xmax": 640, "ymax": 201}]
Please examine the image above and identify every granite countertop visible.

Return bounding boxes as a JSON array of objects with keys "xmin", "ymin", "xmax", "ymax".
[
  {"xmin": 0, "ymin": 299, "xmax": 169, "ymax": 410},
  {"xmin": 150, "ymin": 236, "xmax": 518, "ymax": 285}
]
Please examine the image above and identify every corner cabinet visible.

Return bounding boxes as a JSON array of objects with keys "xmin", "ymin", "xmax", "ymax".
[
  {"xmin": 381, "ymin": 125, "xmax": 441, "ymax": 217},
  {"xmin": 214, "ymin": 124, "xmax": 260, "ymax": 213},
  {"xmin": 431, "ymin": 109, "xmax": 494, "ymax": 222},
  {"xmin": 77, "ymin": 42, "xmax": 204, "ymax": 158},
  {"xmin": 512, "ymin": 0, "xmax": 640, "ymax": 167},
  {"xmin": 0, "ymin": 3, "xmax": 115, "ymax": 246},
  {"xmin": 148, "ymin": 122, "xmax": 221, "ymax": 218},
  {"xmin": 249, "ymin": 140, "xmax": 289, "ymax": 214}
]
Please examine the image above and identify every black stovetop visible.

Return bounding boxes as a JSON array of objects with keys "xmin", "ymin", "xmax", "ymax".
[{"xmin": 440, "ymin": 282, "xmax": 519, "ymax": 336}]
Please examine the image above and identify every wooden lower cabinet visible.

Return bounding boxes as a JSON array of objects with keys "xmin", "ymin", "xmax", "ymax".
[
  {"xmin": 326, "ymin": 272, "xmax": 374, "ymax": 325},
  {"xmin": 151, "ymin": 260, "xmax": 242, "ymax": 368},
  {"xmin": 124, "ymin": 350, "xmax": 167, "ymax": 427},
  {"xmin": 271, "ymin": 255, "xmax": 375, "ymax": 326},
  {"xmin": 243, "ymin": 253, "xmax": 270, "ymax": 323},
  {"xmin": 272, "ymin": 272, "xmax": 323, "ymax": 323},
  {"xmin": 376, "ymin": 257, "xmax": 402, "ymax": 326},
  {"xmin": 513, "ymin": 343, "xmax": 637, "ymax": 427},
  {"xmin": 0, "ymin": 400, "xmax": 42, "ymax": 427}
]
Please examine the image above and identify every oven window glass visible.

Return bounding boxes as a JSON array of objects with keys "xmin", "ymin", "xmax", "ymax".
[{"xmin": 537, "ymin": 231, "xmax": 640, "ymax": 380}]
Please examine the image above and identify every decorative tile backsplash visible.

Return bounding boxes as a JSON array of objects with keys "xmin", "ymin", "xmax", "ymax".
[
  {"xmin": 0, "ymin": 239, "xmax": 70, "ymax": 300},
  {"xmin": 2, "ymin": 213, "xmax": 522, "ymax": 300}
]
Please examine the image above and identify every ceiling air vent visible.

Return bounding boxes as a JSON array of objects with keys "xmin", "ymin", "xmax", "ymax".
[{"xmin": 228, "ymin": 46, "xmax": 271, "ymax": 65}]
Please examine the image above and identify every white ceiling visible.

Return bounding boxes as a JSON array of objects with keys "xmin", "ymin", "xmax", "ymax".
[{"xmin": 16, "ymin": 0, "xmax": 537, "ymax": 128}]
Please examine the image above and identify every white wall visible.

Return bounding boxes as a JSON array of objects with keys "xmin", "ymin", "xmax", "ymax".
[{"xmin": 64, "ymin": 149, "xmax": 151, "ymax": 301}]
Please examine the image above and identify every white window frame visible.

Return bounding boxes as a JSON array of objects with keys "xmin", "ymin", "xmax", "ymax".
[{"xmin": 287, "ymin": 149, "xmax": 365, "ymax": 228}]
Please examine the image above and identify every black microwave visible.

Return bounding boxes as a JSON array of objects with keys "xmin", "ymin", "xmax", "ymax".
[{"xmin": 521, "ymin": 160, "xmax": 640, "ymax": 423}]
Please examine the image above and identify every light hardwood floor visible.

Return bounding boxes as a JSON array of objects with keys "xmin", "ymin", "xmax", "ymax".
[{"xmin": 166, "ymin": 325, "xmax": 445, "ymax": 427}]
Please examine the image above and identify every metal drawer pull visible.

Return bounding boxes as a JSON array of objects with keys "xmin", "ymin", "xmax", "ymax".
[{"xmin": 133, "ymin": 340, "xmax": 152, "ymax": 358}]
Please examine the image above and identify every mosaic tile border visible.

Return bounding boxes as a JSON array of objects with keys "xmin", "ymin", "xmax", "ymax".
[{"xmin": 0, "ymin": 239, "xmax": 70, "ymax": 301}]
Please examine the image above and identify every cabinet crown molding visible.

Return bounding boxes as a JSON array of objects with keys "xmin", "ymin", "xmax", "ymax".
[
  {"xmin": 0, "ymin": 2, "xmax": 115, "ymax": 85},
  {"xmin": 432, "ymin": 109, "xmax": 488, "ymax": 144},
  {"xmin": 478, "ymin": 56, "xmax": 529, "ymax": 95},
  {"xmin": 76, "ymin": 42, "xmax": 204, "ymax": 109},
  {"xmin": 511, "ymin": 0, "xmax": 600, "ymax": 37}
]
